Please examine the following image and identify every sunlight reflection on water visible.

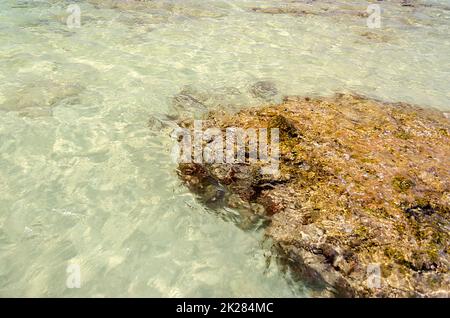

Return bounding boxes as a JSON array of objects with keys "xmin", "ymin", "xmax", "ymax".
[{"xmin": 0, "ymin": 0, "xmax": 448, "ymax": 297}]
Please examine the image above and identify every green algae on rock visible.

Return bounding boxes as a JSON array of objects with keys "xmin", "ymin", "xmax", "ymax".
[{"xmin": 176, "ymin": 93, "xmax": 450, "ymax": 297}]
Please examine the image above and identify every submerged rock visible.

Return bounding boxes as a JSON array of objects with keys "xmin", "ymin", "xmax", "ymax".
[
  {"xmin": 249, "ymin": 0, "xmax": 449, "ymax": 30},
  {"xmin": 169, "ymin": 92, "xmax": 208, "ymax": 120},
  {"xmin": 176, "ymin": 93, "xmax": 450, "ymax": 297},
  {"xmin": 249, "ymin": 2, "xmax": 369, "ymax": 18},
  {"xmin": 179, "ymin": 85, "xmax": 245, "ymax": 109},
  {"xmin": 88, "ymin": 0, "xmax": 228, "ymax": 20},
  {"xmin": 167, "ymin": 84, "xmax": 252, "ymax": 120},
  {"xmin": 358, "ymin": 31, "xmax": 395, "ymax": 43},
  {"xmin": 249, "ymin": 81, "xmax": 279, "ymax": 101},
  {"xmin": 0, "ymin": 80, "xmax": 84, "ymax": 117}
]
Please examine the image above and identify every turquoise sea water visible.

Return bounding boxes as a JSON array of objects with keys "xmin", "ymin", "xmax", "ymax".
[{"xmin": 0, "ymin": 0, "xmax": 449, "ymax": 297}]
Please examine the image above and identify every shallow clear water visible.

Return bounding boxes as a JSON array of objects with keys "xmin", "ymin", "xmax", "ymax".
[{"xmin": 0, "ymin": 0, "xmax": 449, "ymax": 297}]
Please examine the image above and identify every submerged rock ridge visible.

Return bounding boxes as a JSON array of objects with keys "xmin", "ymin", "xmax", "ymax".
[{"xmin": 176, "ymin": 93, "xmax": 450, "ymax": 297}]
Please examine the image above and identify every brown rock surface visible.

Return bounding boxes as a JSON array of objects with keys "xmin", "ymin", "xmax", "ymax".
[{"xmin": 176, "ymin": 94, "xmax": 450, "ymax": 297}]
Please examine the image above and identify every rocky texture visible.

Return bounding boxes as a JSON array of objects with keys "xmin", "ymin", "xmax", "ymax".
[
  {"xmin": 249, "ymin": 1, "xmax": 370, "ymax": 18},
  {"xmin": 88, "ymin": 0, "xmax": 229, "ymax": 19},
  {"xmin": 0, "ymin": 80, "xmax": 84, "ymax": 118},
  {"xmin": 249, "ymin": 81, "xmax": 280, "ymax": 101},
  {"xmin": 249, "ymin": 0, "xmax": 450, "ymax": 31},
  {"xmin": 176, "ymin": 93, "xmax": 450, "ymax": 297},
  {"xmin": 149, "ymin": 82, "xmax": 281, "ymax": 133}
]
